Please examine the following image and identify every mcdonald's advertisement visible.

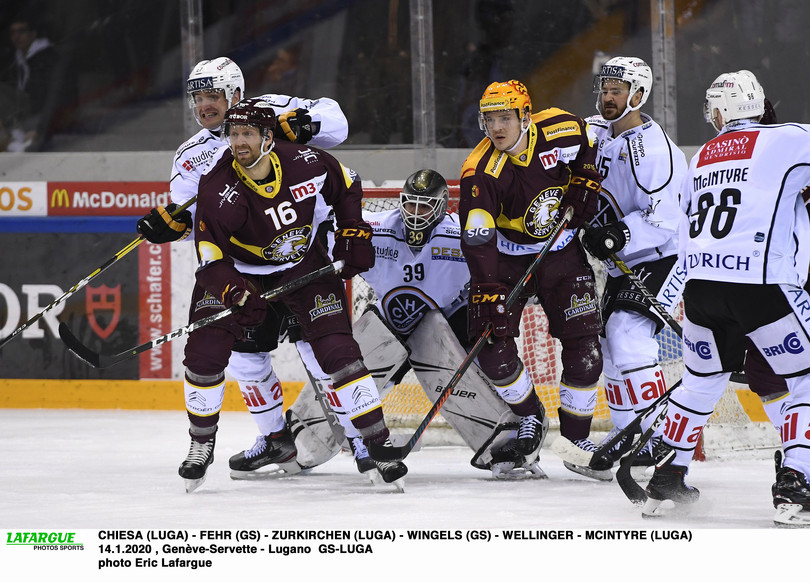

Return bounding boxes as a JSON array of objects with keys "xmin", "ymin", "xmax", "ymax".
[{"xmin": 0, "ymin": 182, "xmax": 174, "ymax": 380}]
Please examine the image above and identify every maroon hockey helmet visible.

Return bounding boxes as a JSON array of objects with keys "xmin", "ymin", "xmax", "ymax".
[{"xmin": 224, "ymin": 97, "xmax": 277, "ymax": 138}]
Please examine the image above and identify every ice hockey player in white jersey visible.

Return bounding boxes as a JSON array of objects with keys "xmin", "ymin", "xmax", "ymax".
[
  {"xmin": 134, "ymin": 57, "xmax": 350, "ymax": 491},
  {"xmin": 640, "ymin": 70, "xmax": 810, "ymax": 526},
  {"xmin": 580, "ymin": 57, "xmax": 687, "ymax": 477},
  {"xmin": 323, "ymin": 169, "xmax": 545, "ymax": 480}
]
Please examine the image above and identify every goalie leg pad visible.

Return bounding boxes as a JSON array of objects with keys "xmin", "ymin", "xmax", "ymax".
[
  {"xmin": 352, "ymin": 308, "xmax": 411, "ymax": 395},
  {"xmin": 407, "ymin": 310, "xmax": 513, "ymax": 453}
]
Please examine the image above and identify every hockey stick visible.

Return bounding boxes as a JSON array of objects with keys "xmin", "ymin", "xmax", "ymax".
[
  {"xmin": 0, "ymin": 197, "xmax": 196, "ymax": 350},
  {"xmin": 59, "ymin": 260, "xmax": 345, "ymax": 368},
  {"xmin": 368, "ymin": 206, "xmax": 575, "ymax": 463},
  {"xmin": 584, "ymin": 224, "xmax": 748, "ymax": 385},
  {"xmin": 616, "ymin": 400, "xmax": 671, "ymax": 505}
]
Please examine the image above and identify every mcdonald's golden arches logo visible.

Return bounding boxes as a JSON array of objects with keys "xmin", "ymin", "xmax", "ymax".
[{"xmin": 51, "ymin": 189, "xmax": 70, "ymax": 208}]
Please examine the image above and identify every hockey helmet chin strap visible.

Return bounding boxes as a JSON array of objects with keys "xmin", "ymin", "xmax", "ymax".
[
  {"xmin": 500, "ymin": 112, "xmax": 531, "ymax": 155},
  {"xmin": 245, "ymin": 137, "xmax": 275, "ymax": 169}
]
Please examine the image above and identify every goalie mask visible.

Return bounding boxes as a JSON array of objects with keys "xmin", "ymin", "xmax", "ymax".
[
  {"xmin": 187, "ymin": 57, "xmax": 245, "ymax": 128},
  {"xmin": 400, "ymin": 169, "xmax": 449, "ymax": 248},
  {"xmin": 224, "ymin": 98, "xmax": 277, "ymax": 168},
  {"xmin": 593, "ymin": 56, "xmax": 652, "ymax": 121},
  {"xmin": 703, "ymin": 70, "xmax": 765, "ymax": 132}
]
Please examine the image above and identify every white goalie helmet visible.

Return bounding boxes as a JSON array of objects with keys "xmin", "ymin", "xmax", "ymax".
[
  {"xmin": 703, "ymin": 70, "xmax": 765, "ymax": 132},
  {"xmin": 186, "ymin": 57, "xmax": 245, "ymax": 126},
  {"xmin": 400, "ymin": 169, "xmax": 449, "ymax": 249},
  {"xmin": 593, "ymin": 56, "xmax": 653, "ymax": 118}
]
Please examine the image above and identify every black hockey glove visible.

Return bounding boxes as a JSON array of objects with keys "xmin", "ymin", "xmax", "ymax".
[
  {"xmin": 582, "ymin": 221, "xmax": 631, "ymax": 261},
  {"xmin": 761, "ymin": 98, "xmax": 778, "ymax": 124},
  {"xmin": 562, "ymin": 176, "xmax": 600, "ymax": 229},
  {"xmin": 276, "ymin": 108, "xmax": 314, "ymax": 144},
  {"xmin": 136, "ymin": 203, "xmax": 193, "ymax": 244},
  {"xmin": 333, "ymin": 221, "xmax": 375, "ymax": 279},
  {"xmin": 468, "ymin": 282, "xmax": 509, "ymax": 338}
]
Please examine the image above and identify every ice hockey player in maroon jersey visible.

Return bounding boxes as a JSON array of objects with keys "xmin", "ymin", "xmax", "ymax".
[
  {"xmin": 178, "ymin": 97, "xmax": 406, "ymax": 492},
  {"xmin": 459, "ymin": 79, "xmax": 611, "ymax": 479}
]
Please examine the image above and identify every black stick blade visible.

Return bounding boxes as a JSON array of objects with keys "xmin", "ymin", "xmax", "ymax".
[
  {"xmin": 58, "ymin": 322, "xmax": 102, "ymax": 368},
  {"xmin": 367, "ymin": 441, "xmax": 409, "ymax": 462}
]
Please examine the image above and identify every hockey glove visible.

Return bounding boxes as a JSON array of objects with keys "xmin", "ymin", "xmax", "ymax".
[
  {"xmin": 333, "ymin": 221, "xmax": 375, "ymax": 279},
  {"xmin": 276, "ymin": 108, "xmax": 314, "ymax": 144},
  {"xmin": 582, "ymin": 221, "xmax": 631, "ymax": 261},
  {"xmin": 561, "ymin": 176, "xmax": 600, "ymax": 229},
  {"xmin": 136, "ymin": 203, "xmax": 193, "ymax": 244},
  {"xmin": 222, "ymin": 278, "xmax": 267, "ymax": 327},
  {"xmin": 469, "ymin": 282, "xmax": 509, "ymax": 338}
]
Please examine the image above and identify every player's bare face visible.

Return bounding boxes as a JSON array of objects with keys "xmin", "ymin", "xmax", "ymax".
[
  {"xmin": 193, "ymin": 90, "xmax": 229, "ymax": 130},
  {"xmin": 483, "ymin": 110, "xmax": 522, "ymax": 152},
  {"xmin": 228, "ymin": 125, "xmax": 263, "ymax": 167},
  {"xmin": 600, "ymin": 79, "xmax": 630, "ymax": 120}
]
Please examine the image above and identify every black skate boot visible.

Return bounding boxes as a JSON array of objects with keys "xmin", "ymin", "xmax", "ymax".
[
  {"xmin": 560, "ymin": 438, "xmax": 614, "ymax": 481},
  {"xmin": 629, "ymin": 435, "xmax": 667, "ymax": 482},
  {"xmin": 516, "ymin": 409, "xmax": 548, "ymax": 456},
  {"xmin": 229, "ymin": 426, "xmax": 299, "ymax": 478},
  {"xmin": 348, "ymin": 436, "xmax": 379, "ymax": 480},
  {"xmin": 178, "ymin": 435, "xmax": 215, "ymax": 493},
  {"xmin": 642, "ymin": 447, "xmax": 699, "ymax": 517},
  {"xmin": 772, "ymin": 451, "xmax": 810, "ymax": 527},
  {"xmin": 365, "ymin": 432, "xmax": 407, "ymax": 490},
  {"xmin": 599, "ymin": 426, "xmax": 639, "ymax": 463},
  {"xmin": 489, "ymin": 439, "xmax": 547, "ymax": 480}
]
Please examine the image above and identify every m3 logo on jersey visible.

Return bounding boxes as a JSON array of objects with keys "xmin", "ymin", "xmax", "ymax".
[
  {"xmin": 382, "ymin": 287, "xmax": 439, "ymax": 334},
  {"xmin": 563, "ymin": 293, "xmax": 597, "ymax": 320},
  {"xmin": 265, "ymin": 226, "xmax": 311, "ymax": 263},
  {"xmin": 762, "ymin": 332, "xmax": 805, "ymax": 356},
  {"xmin": 524, "ymin": 187, "xmax": 564, "ymax": 239},
  {"xmin": 309, "ymin": 293, "xmax": 342, "ymax": 321},
  {"xmin": 289, "ymin": 173, "xmax": 326, "ymax": 202},
  {"xmin": 85, "ymin": 284, "xmax": 121, "ymax": 339},
  {"xmin": 538, "ymin": 148, "xmax": 560, "ymax": 170}
]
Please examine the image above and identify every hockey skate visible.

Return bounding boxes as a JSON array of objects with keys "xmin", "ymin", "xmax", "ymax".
[
  {"xmin": 348, "ymin": 436, "xmax": 383, "ymax": 484},
  {"xmin": 178, "ymin": 435, "xmax": 215, "ymax": 493},
  {"xmin": 642, "ymin": 448, "xmax": 700, "ymax": 518},
  {"xmin": 489, "ymin": 440, "xmax": 548, "ymax": 480},
  {"xmin": 515, "ymin": 411, "xmax": 547, "ymax": 456},
  {"xmin": 553, "ymin": 437, "xmax": 614, "ymax": 481},
  {"xmin": 772, "ymin": 451, "xmax": 810, "ymax": 528},
  {"xmin": 229, "ymin": 426, "xmax": 301, "ymax": 480},
  {"xmin": 363, "ymin": 434, "xmax": 407, "ymax": 491},
  {"xmin": 599, "ymin": 426, "xmax": 638, "ymax": 464},
  {"xmin": 628, "ymin": 435, "xmax": 665, "ymax": 482}
]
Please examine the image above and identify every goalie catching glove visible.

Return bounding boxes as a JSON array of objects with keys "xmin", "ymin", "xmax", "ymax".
[
  {"xmin": 469, "ymin": 282, "xmax": 509, "ymax": 338},
  {"xmin": 561, "ymin": 176, "xmax": 600, "ymax": 229},
  {"xmin": 136, "ymin": 203, "xmax": 193, "ymax": 244},
  {"xmin": 276, "ymin": 108, "xmax": 314, "ymax": 144},
  {"xmin": 333, "ymin": 221, "xmax": 375, "ymax": 279},
  {"xmin": 582, "ymin": 221, "xmax": 631, "ymax": 261},
  {"xmin": 221, "ymin": 277, "xmax": 267, "ymax": 327}
]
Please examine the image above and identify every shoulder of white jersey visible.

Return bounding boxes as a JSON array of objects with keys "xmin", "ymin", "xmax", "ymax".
[
  {"xmin": 585, "ymin": 114, "xmax": 609, "ymax": 130},
  {"xmin": 173, "ymin": 128, "xmax": 223, "ymax": 172},
  {"xmin": 433, "ymin": 212, "xmax": 462, "ymax": 236},
  {"xmin": 200, "ymin": 144, "xmax": 231, "ymax": 178},
  {"xmin": 256, "ymin": 93, "xmax": 320, "ymax": 115},
  {"xmin": 625, "ymin": 119, "xmax": 687, "ymax": 194},
  {"xmin": 364, "ymin": 208, "xmax": 401, "ymax": 232}
]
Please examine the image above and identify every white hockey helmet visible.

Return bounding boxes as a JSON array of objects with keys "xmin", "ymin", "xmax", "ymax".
[
  {"xmin": 186, "ymin": 57, "xmax": 245, "ymax": 126},
  {"xmin": 703, "ymin": 70, "xmax": 765, "ymax": 132},
  {"xmin": 593, "ymin": 56, "xmax": 653, "ymax": 118},
  {"xmin": 400, "ymin": 169, "xmax": 449, "ymax": 248}
]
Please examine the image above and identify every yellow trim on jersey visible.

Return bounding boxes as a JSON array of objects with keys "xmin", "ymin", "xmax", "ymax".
[
  {"xmin": 340, "ymin": 162, "xmax": 354, "ymax": 188},
  {"xmin": 506, "ymin": 123, "xmax": 537, "ymax": 168},
  {"xmin": 496, "ymin": 214, "xmax": 528, "ymax": 233},
  {"xmin": 232, "ymin": 151, "xmax": 283, "ymax": 199},
  {"xmin": 228, "ymin": 236, "xmax": 267, "ymax": 259},
  {"xmin": 198, "ymin": 241, "xmax": 224, "ymax": 263},
  {"xmin": 461, "ymin": 137, "xmax": 495, "ymax": 180}
]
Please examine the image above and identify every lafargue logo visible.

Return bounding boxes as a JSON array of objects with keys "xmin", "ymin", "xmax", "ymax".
[
  {"xmin": 683, "ymin": 336, "xmax": 712, "ymax": 360},
  {"xmin": 6, "ymin": 531, "xmax": 84, "ymax": 551},
  {"xmin": 763, "ymin": 332, "xmax": 805, "ymax": 357},
  {"xmin": 524, "ymin": 187, "xmax": 564, "ymax": 239}
]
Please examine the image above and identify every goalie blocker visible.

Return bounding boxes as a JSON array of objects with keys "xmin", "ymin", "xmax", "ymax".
[{"xmin": 285, "ymin": 308, "xmax": 523, "ymax": 473}]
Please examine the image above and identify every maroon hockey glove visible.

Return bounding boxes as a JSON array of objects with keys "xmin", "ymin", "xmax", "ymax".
[
  {"xmin": 276, "ymin": 108, "xmax": 314, "ymax": 144},
  {"xmin": 333, "ymin": 221, "xmax": 375, "ymax": 279},
  {"xmin": 468, "ymin": 282, "xmax": 509, "ymax": 338},
  {"xmin": 136, "ymin": 203, "xmax": 193, "ymax": 244},
  {"xmin": 222, "ymin": 278, "xmax": 267, "ymax": 327},
  {"xmin": 561, "ymin": 176, "xmax": 600, "ymax": 229},
  {"xmin": 582, "ymin": 221, "xmax": 631, "ymax": 261}
]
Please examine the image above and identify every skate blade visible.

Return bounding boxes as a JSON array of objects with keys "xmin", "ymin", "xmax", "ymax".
[
  {"xmin": 390, "ymin": 477, "xmax": 405, "ymax": 493},
  {"xmin": 774, "ymin": 504, "xmax": 810, "ymax": 528},
  {"xmin": 563, "ymin": 461, "xmax": 613, "ymax": 482},
  {"xmin": 641, "ymin": 497, "xmax": 675, "ymax": 518},
  {"xmin": 491, "ymin": 461, "xmax": 548, "ymax": 480},
  {"xmin": 362, "ymin": 468, "xmax": 383, "ymax": 485},
  {"xmin": 183, "ymin": 476, "xmax": 206, "ymax": 493},
  {"xmin": 229, "ymin": 461, "xmax": 307, "ymax": 480}
]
